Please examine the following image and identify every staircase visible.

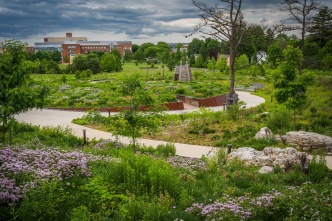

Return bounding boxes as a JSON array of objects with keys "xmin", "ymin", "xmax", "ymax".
[{"xmin": 174, "ymin": 63, "xmax": 193, "ymax": 82}]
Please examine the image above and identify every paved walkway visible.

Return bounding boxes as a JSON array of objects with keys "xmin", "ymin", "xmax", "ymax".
[{"xmin": 14, "ymin": 91, "xmax": 332, "ymax": 169}]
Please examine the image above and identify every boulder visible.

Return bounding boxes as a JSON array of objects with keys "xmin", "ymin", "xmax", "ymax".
[
  {"xmin": 259, "ymin": 166, "xmax": 274, "ymax": 174},
  {"xmin": 227, "ymin": 147, "xmax": 309, "ymax": 171},
  {"xmin": 255, "ymin": 127, "xmax": 273, "ymax": 139},
  {"xmin": 283, "ymin": 131, "xmax": 332, "ymax": 153}
]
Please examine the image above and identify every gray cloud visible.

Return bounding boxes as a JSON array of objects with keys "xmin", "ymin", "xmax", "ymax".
[{"xmin": 0, "ymin": 0, "xmax": 331, "ymax": 43}]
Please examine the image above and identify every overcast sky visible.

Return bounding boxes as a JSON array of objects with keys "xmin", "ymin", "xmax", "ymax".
[{"xmin": 0, "ymin": 0, "xmax": 331, "ymax": 46}]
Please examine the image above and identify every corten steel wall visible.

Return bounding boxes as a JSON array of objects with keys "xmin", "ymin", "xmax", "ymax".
[
  {"xmin": 198, "ymin": 95, "xmax": 226, "ymax": 107},
  {"xmin": 176, "ymin": 95, "xmax": 200, "ymax": 107},
  {"xmin": 176, "ymin": 94, "xmax": 227, "ymax": 107},
  {"xmin": 47, "ymin": 102, "xmax": 184, "ymax": 112}
]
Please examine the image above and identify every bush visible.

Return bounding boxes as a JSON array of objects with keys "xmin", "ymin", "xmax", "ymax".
[
  {"xmin": 267, "ymin": 106, "xmax": 292, "ymax": 133},
  {"xmin": 156, "ymin": 143, "xmax": 176, "ymax": 157},
  {"xmin": 307, "ymin": 153, "xmax": 331, "ymax": 183}
]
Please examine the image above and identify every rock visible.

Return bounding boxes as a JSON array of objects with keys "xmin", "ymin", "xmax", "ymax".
[
  {"xmin": 227, "ymin": 147, "xmax": 309, "ymax": 171},
  {"xmin": 255, "ymin": 127, "xmax": 273, "ymax": 139},
  {"xmin": 259, "ymin": 166, "xmax": 274, "ymax": 174},
  {"xmin": 283, "ymin": 131, "xmax": 332, "ymax": 153}
]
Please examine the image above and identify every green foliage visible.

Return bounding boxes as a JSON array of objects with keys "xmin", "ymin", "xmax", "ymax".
[
  {"xmin": 156, "ymin": 143, "xmax": 176, "ymax": 157},
  {"xmin": 267, "ymin": 106, "xmax": 292, "ymax": 133},
  {"xmin": 234, "ymin": 54, "xmax": 249, "ymax": 70},
  {"xmin": 112, "ymin": 73, "xmax": 161, "ymax": 146},
  {"xmin": 215, "ymin": 55, "xmax": 229, "ymax": 72},
  {"xmin": 18, "ymin": 181, "xmax": 71, "ymax": 221},
  {"xmin": 308, "ymin": 6, "xmax": 332, "ymax": 48},
  {"xmin": 75, "ymin": 69, "xmax": 92, "ymax": 79},
  {"xmin": 308, "ymin": 152, "xmax": 332, "ymax": 183},
  {"xmin": 195, "ymin": 54, "xmax": 205, "ymax": 68},
  {"xmin": 10, "ymin": 122, "xmax": 84, "ymax": 148},
  {"xmin": 273, "ymin": 46, "xmax": 314, "ymax": 126},
  {"xmin": 101, "ymin": 52, "xmax": 122, "ymax": 72},
  {"xmin": 0, "ymin": 39, "xmax": 49, "ymax": 143},
  {"xmin": 207, "ymin": 57, "xmax": 216, "ymax": 71},
  {"xmin": 113, "ymin": 111, "xmax": 160, "ymax": 147},
  {"xmin": 267, "ymin": 44, "xmax": 283, "ymax": 67},
  {"xmin": 91, "ymin": 154, "xmax": 182, "ymax": 198}
]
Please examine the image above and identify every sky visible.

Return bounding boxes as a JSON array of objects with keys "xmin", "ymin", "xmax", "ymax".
[{"xmin": 0, "ymin": 0, "xmax": 331, "ymax": 46}]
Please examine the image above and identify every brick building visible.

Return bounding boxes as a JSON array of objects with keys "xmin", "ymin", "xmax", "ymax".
[{"xmin": 30, "ymin": 33, "xmax": 132, "ymax": 63}]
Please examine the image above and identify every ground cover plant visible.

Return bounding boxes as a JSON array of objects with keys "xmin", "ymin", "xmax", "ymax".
[
  {"xmin": 74, "ymin": 67, "xmax": 332, "ymax": 148},
  {"xmin": 0, "ymin": 124, "xmax": 331, "ymax": 221},
  {"xmin": 32, "ymin": 63, "xmax": 235, "ymax": 108}
]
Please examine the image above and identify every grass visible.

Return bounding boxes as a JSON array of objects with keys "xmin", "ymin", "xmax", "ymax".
[
  {"xmin": 2, "ymin": 65, "xmax": 331, "ymax": 220},
  {"xmin": 1, "ymin": 123, "xmax": 331, "ymax": 220}
]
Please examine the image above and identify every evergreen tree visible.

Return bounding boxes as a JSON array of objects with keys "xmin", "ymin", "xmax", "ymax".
[{"xmin": 308, "ymin": 6, "xmax": 332, "ymax": 47}]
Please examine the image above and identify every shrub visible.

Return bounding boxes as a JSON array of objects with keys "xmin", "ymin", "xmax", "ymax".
[
  {"xmin": 156, "ymin": 143, "xmax": 176, "ymax": 157},
  {"xmin": 307, "ymin": 153, "xmax": 331, "ymax": 183},
  {"xmin": 267, "ymin": 106, "xmax": 292, "ymax": 133}
]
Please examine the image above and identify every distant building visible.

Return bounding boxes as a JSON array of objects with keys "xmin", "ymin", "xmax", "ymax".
[
  {"xmin": 35, "ymin": 42, "xmax": 62, "ymax": 53},
  {"xmin": 257, "ymin": 51, "xmax": 267, "ymax": 64},
  {"xmin": 113, "ymin": 41, "xmax": 133, "ymax": 58},
  {"xmin": 44, "ymin": 32, "xmax": 87, "ymax": 43},
  {"xmin": 31, "ymin": 33, "xmax": 132, "ymax": 63},
  {"xmin": 26, "ymin": 47, "xmax": 35, "ymax": 53},
  {"xmin": 167, "ymin": 43, "xmax": 190, "ymax": 53},
  {"xmin": 62, "ymin": 41, "xmax": 113, "ymax": 64}
]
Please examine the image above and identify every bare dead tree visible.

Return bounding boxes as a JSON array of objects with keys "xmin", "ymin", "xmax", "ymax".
[
  {"xmin": 281, "ymin": 0, "xmax": 319, "ymax": 73},
  {"xmin": 188, "ymin": 0, "xmax": 246, "ymax": 106}
]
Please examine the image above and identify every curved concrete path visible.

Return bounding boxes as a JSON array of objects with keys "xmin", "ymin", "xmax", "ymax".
[{"xmin": 14, "ymin": 91, "xmax": 332, "ymax": 169}]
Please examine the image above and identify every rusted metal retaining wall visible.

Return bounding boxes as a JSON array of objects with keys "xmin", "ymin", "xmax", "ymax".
[{"xmin": 176, "ymin": 94, "xmax": 227, "ymax": 107}]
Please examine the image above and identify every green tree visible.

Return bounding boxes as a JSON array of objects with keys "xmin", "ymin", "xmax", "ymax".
[
  {"xmin": 216, "ymin": 55, "xmax": 228, "ymax": 72},
  {"xmin": 239, "ymin": 24, "xmax": 266, "ymax": 59},
  {"xmin": 114, "ymin": 73, "xmax": 159, "ymax": 147},
  {"xmin": 207, "ymin": 57, "xmax": 217, "ymax": 72},
  {"xmin": 101, "ymin": 53, "xmax": 122, "ymax": 72},
  {"xmin": 273, "ymin": 46, "xmax": 314, "ymax": 127},
  {"xmin": 308, "ymin": 6, "xmax": 332, "ymax": 48},
  {"xmin": 191, "ymin": 0, "xmax": 247, "ymax": 106},
  {"xmin": 234, "ymin": 54, "xmax": 249, "ymax": 70},
  {"xmin": 281, "ymin": 0, "xmax": 319, "ymax": 73},
  {"xmin": 51, "ymin": 51, "xmax": 62, "ymax": 63},
  {"xmin": 318, "ymin": 39, "xmax": 332, "ymax": 70},
  {"xmin": 188, "ymin": 38, "xmax": 205, "ymax": 58},
  {"xmin": 46, "ymin": 60, "xmax": 61, "ymax": 74},
  {"xmin": 72, "ymin": 55, "xmax": 89, "ymax": 72},
  {"xmin": 166, "ymin": 54, "xmax": 177, "ymax": 71},
  {"xmin": 205, "ymin": 38, "xmax": 221, "ymax": 60},
  {"xmin": 267, "ymin": 44, "xmax": 283, "ymax": 67},
  {"xmin": 0, "ymin": 40, "xmax": 48, "ymax": 143},
  {"xmin": 131, "ymin": 44, "xmax": 140, "ymax": 53},
  {"xmin": 139, "ymin": 42, "xmax": 155, "ymax": 53},
  {"xmin": 87, "ymin": 53, "xmax": 101, "ymax": 74},
  {"xmin": 133, "ymin": 50, "xmax": 146, "ymax": 62},
  {"xmin": 144, "ymin": 46, "xmax": 160, "ymax": 59},
  {"xmin": 303, "ymin": 40, "xmax": 320, "ymax": 68},
  {"xmin": 123, "ymin": 50, "xmax": 132, "ymax": 62},
  {"xmin": 195, "ymin": 54, "xmax": 205, "ymax": 68}
]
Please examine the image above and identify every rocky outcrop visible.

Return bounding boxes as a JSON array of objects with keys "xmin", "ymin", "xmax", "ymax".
[
  {"xmin": 259, "ymin": 166, "xmax": 274, "ymax": 174},
  {"xmin": 227, "ymin": 147, "xmax": 309, "ymax": 172},
  {"xmin": 282, "ymin": 131, "xmax": 332, "ymax": 153},
  {"xmin": 255, "ymin": 127, "xmax": 273, "ymax": 139}
]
